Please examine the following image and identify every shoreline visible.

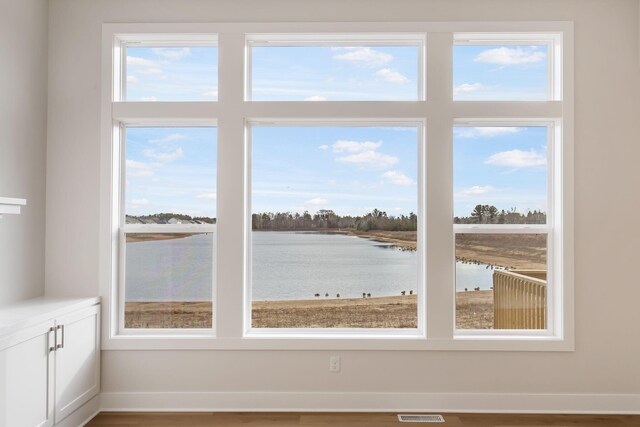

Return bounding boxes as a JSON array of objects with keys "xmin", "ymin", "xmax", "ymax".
[
  {"xmin": 128, "ymin": 228, "xmax": 546, "ymax": 269},
  {"xmin": 124, "ymin": 292, "xmax": 494, "ymax": 329}
]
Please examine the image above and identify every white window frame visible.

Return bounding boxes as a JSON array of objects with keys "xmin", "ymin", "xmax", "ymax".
[
  {"xmin": 100, "ymin": 21, "xmax": 573, "ymax": 351},
  {"xmin": 245, "ymin": 119, "xmax": 426, "ymax": 338},
  {"xmin": 117, "ymin": 123, "xmax": 218, "ymax": 337},
  {"xmin": 452, "ymin": 119, "xmax": 560, "ymax": 338}
]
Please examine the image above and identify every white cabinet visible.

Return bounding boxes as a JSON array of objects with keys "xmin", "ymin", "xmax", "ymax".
[
  {"xmin": 0, "ymin": 298, "xmax": 100, "ymax": 427},
  {"xmin": 53, "ymin": 305, "xmax": 100, "ymax": 423},
  {"xmin": 0, "ymin": 321, "xmax": 56, "ymax": 427}
]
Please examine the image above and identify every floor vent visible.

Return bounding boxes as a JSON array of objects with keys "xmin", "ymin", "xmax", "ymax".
[{"xmin": 397, "ymin": 414, "xmax": 445, "ymax": 423}]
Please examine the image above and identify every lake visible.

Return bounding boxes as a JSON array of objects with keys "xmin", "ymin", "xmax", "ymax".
[{"xmin": 125, "ymin": 231, "xmax": 494, "ymax": 302}]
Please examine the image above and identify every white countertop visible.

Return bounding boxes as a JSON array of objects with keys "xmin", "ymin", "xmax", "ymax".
[{"xmin": 0, "ymin": 296, "xmax": 100, "ymax": 338}]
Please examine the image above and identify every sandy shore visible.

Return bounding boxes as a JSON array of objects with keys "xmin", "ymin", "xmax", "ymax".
[{"xmin": 125, "ymin": 292, "xmax": 494, "ymax": 329}]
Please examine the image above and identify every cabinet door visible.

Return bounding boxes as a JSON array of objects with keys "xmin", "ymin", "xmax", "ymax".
[
  {"xmin": 53, "ymin": 305, "xmax": 100, "ymax": 424},
  {"xmin": 0, "ymin": 320, "xmax": 56, "ymax": 427}
]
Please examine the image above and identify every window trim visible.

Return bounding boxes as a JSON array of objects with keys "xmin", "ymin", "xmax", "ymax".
[{"xmin": 99, "ymin": 21, "xmax": 574, "ymax": 351}]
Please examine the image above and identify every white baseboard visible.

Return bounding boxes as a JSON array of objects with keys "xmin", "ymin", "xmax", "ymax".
[
  {"xmin": 99, "ymin": 391, "xmax": 640, "ymax": 414},
  {"xmin": 55, "ymin": 395, "xmax": 100, "ymax": 427}
]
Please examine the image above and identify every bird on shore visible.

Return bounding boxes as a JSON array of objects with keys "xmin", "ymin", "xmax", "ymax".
[
  {"xmin": 336, "ymin": 293, "xmax": 340, "ymax": 298},
  {"xmin": 325, "ymin": 293, "xmax": 329, "ymax": 297},
  {"xmin": 401, "ymin": 291, "xmax": 406, "ymax": 296},
  {"xmin": 367, "ymin": 293, "xmax": 371, "ymax": 298}
]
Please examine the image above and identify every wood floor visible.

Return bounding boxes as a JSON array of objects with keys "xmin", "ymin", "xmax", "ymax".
[{"xmin": 86, "ymin": 412, "xmax": 640, "ymax": 426}]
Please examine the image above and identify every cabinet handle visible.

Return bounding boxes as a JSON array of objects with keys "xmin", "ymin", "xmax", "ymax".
[
  {"xmin": 56, "ymin": 324, "xmax": 65, "ymax": 350},
  {"xmin": 49, "ymin": 327, "xmax": 56, "ymax": 352}
]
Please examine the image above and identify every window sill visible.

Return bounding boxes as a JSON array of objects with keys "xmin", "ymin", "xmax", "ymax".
[{"xmin": 102, "ymin": 334, "xmax": 573, "ymax": 352}]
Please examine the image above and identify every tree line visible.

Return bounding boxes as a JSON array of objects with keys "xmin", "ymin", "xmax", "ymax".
[
  {"xmin": 454, "ymin": 204, "xmax": 546, "ymax": 224},
  {"xmin": 252, "ymin": 209, "xmax": 417, "ymax": 231}
]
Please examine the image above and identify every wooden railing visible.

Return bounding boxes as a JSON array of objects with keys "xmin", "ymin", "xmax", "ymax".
[{"xmin": 493, "ymin": 270, "xmax": 546, "ymax": 329}]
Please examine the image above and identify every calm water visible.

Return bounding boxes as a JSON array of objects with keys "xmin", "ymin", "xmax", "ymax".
[{"xmin": 125, "ymin": 231, "xmax": 494, "ymax": 302}]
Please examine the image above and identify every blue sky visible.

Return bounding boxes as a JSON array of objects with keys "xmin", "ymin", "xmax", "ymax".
[
  {"xmin": 125, "ymin": 127, "xmax": 217, "ymax": 217},
  {"xmin": 126, "ymin": 47, "xmax": 218, "ymax": 101},
  {"xmin": 252, "ymin": 126, "xmax": 418, "ymax": 216},
  {"xmin": 124, "ymin": 44, "xmax": 548, "ymax": 219},
  {"xmin": 453, "ymin": 44, "xmax": 548, "ymax": 100},
  {"xmin": 454, "ymin": 126, "xmax": 547, "ymax": 218},
  {"xmin": 251, "ymin": 46, "xmax": 419, "ymax": 101}
]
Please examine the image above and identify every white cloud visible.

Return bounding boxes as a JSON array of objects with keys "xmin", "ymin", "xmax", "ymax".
[
  {"xmin": 318, "ymin": 144, "xmax": 329, "ymax": 150},
  {"xmin": 149, "ymin": 133, "xmax": 188, "ymax": 144},
  {"xmin": 196, "ymin": 192, "xmax": 217, "ymax": 200},
  {"xmin": 455, "ymin": 127, "xmax": 522, "ymax": 138},
  {"xmin": 381, "ymin": 170, "xmax": 415, "ymax": 186},
  {"xmin": 337, "ymin": 150, "xmax": 399, "ymax": 169},
  {"xmin": 375, "ymin": 68, "xmax": 409, "ymax": 84},
  {"xmin": 454, "ymin": 82, "xmax": 487, "ymax": 95},
  {"xmin": 126, "ymin": 75, "xmax": 139, "ymax": 84},
  {"xmin": 143, "ymin": 147, "xmax": 184, "ymax": 162},
  {"xmin": 127, "ymin": 56, "xmax": 158, "ymax": 67},
  {"xmin": 332, "ymin": 140, "xmax": 383, "ymax": 153},
  {"xmin": 141, "ymin": 96, "xmax": 158, "ymax": 102},
  {"xmin": 455, "ymin": 185, "xmax": 497, "ymax": 199},
  {"xmin": 139, "ymin": 68, "xmax": 163, "ymax": 75},
  {"xmin": 126, "ymin": 159, "xmax": 151, "ymax": 170},
  {"xmin": 485, "ymin": 149, "xmax": 546, "ymax": 168},
  {"xmin": 151, "ymin": 47, "xmax": 191, "ymax": 60},
  {"xmin": 333, "ymin": 47, "xmax": 393, "ymax": 67},
  {"xmin": 474, "ymin": 47, "xmax": 546, "ymax": 65},
  {"xmin": 305, "ymin": 95, "xmax": 328, "ymax": 101},
  {"xmin": 305, "ymin": 198, "xmax": 329, "ymax": 206},
  {"xmin": 131, "ymin": 198, "xmax": 150, "ymax": 207},
  {"xmin": 202, "ymin": 90, "xmax": 218, "ymax": 98}
]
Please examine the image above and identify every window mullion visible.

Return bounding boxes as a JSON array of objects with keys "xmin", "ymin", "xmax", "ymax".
[
  {"xmin": 425, "ymin": 32, "xmax": 455, "ymax": 340},
  {"xmin": 216, "ymin": 32, "xmax": 247, "ymax": 339}
]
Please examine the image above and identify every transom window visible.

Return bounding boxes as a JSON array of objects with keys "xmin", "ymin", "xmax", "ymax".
[{"xmin": 102, "ymin": 23, "xmax": 572, "ymax": 350}]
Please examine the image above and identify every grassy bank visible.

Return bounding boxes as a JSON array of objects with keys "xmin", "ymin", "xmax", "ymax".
[{"xmin": 125, "ymin": 292, "xmax": 494, "ymax": 330}]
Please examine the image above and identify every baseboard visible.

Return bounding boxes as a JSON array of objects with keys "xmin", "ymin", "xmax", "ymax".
[
  {"xmin": 55, "ymin": 394, "xmax": 100, "ymax": 427},
  {"xmin": 99, "ymin": 391, "xmax": 640, "ymax": 414}
]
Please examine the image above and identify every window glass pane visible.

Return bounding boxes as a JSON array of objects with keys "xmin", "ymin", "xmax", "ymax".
[
  {"xmin": 125, "ymin": 127, "xmax": 217, "ymax": 222},
  {"xmin": 251, "ymin": 125, "xmax": 419, "ymax": 328},
  {"xmin": 453, "ymin": 44, "xmax": 548, "ymax": 100},
  {"xmin": 124, "ymin": 232, "xmax": 214, "ymax": 329},
  {"xmin": 455, "ymin": 233, "xmax": 547, "ymax": 330},
  {"xmin": 124, "ymin": 126, "xmax": 216, "ymax": 330},
  {"xmin": 250, "ymin": 45, "xmax": 419, "ymax": 101},
  {"xmin": 454, "ymin": 126, "xmax": 547, "ymax": 224},
  {"xmin": 125, "ymin": 46, "xmax": 217, "ymax": 101}
]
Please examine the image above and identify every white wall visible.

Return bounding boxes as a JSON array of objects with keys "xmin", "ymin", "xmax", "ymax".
[
  {"xmin": 46, "ymin": 0, "xmax": 640, "ymax": 409},
  {"xmin": 0, "ymin": 0, "xmax": 48, "ymax": 305}
]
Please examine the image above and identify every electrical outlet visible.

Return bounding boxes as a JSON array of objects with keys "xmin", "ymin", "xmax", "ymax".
[{"xmin": 329, "ymin": 355, "xmax": 340, "ymax": 372}]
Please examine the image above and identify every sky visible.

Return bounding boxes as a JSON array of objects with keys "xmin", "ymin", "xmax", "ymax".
[
  {"xmin": 126, "ymin": 47, "xmax": 218, "ymax": 101},
  {"xmin": 252, "ymin": 126, "xmax": 418, "ymax": 217},
  {"xmin": 454, "ymin": 126, "xmax": 548, "ymax": 217},
  {"xmin": 125, "ymin": 127, "xmax": 217, "ymax": 218},
  {"xmin": 124, "ymin": 43, "xmax": 549, "ymax": 219},
  {"xmin": 251, "ymin": 46, "xmax": 419, "ymax": 101},
  {"xmin": 453, "ymin": 44, "xmax": 548, "ymax": 100}
]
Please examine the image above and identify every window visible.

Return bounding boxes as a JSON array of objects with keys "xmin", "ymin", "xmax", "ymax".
[
  {"xmin": 248, "ymin": 35, "xmax": 422, "ymax": 101},
  {"xmin": 102, "ymin": 23, "xmax": 572, "ymax": 350},
  {"xmin": 249, "ymin": 123, "xmax": 422, "ymax": 331},
  {"xmin": 121, "ymin": 126, "xmax": 217, "ymax": 331},
  {"xmin": 453, "ymin": 124, "xmax": 551, "ymax": 330},
  {"xmin": 453, "ymin": 33, "xmax": 560, "ymax": 101}
]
